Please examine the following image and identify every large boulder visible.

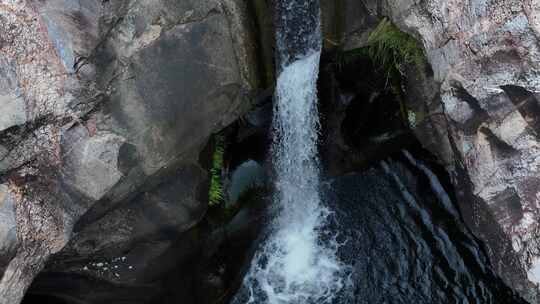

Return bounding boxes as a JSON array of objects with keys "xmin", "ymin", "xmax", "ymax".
[
  {"xmin": 324, "ymin": 0, "xmax": 540, "ymax": 301},
  {"xmin": 0, "ymin": 0, "xmax": 259, "ymax": 303}
]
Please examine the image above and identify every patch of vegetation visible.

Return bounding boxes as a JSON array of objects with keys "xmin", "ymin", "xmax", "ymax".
[
  {"xmin": 366, "ymin": 18, "xmax": 425, "ymax": 74},
  {"xmin": 366, "ymin": 19, "xmax": 425, "ymax": 123},
  {"xmin": 334, "ymin": 18, "xmax": 426, "ymax": 124},
  {"xmin": 209, "ymin": 135, "xmax": 225, "ymax": 206},
  {"xmin": 337, "ymin": 18, "xmax": 425, "ymax": 78}
]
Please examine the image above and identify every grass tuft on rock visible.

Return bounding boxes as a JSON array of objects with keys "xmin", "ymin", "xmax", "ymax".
[
  {"xmin": 334, "ymin": 18, "xmax": 426, "ymax": 124},
  {"xmin": 337, "ymin": 18, "xmax": 425, "ymax": 78},
  {"xmin": 366, "ymin": 18, "xmax": 425, "ymax": 75},
  {"xmin": 209, "ymin": 135, "xmax": 225, "ymax": 206}
]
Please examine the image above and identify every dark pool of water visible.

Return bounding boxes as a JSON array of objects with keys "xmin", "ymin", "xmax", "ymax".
[{"xmin": 322, "ymin": 159, "xmax": 526, "ymax": 304}]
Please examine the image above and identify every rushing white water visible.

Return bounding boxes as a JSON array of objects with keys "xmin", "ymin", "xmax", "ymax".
[{"xmin": 233, "ymin": 2, "xmax": 348, "ymax": 303}]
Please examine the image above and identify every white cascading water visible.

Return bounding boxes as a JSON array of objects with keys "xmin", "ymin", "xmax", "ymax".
[{"xmin": 233, "ymin": 1, "xmax": 348, "ymax": 303}]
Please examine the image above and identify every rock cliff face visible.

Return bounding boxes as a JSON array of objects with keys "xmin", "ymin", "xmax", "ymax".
[
  {"xmin": 3, "ymin": 0, "xmax": 540, "ymax": 303},
  {"xmin": 0, "ymin": 0, "xmax": 258, "ymax": 303},
  {"xmin": 324, "ymin": 0, "xmax": 540, "ymax": 301}
]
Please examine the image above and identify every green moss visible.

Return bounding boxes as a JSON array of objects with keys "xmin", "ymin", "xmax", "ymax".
[{"xmin": 209, "ymin": 135, "xmax": 225, "ymax": 206}]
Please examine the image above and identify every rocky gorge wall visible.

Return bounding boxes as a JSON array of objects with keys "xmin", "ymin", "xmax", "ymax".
[
  {"xmin": 321, "ymin": 0, "xmax": 540, "ymax": 302},
  {"xmin": 0, "ymin": 0, "xmax": 259, "ymax": 303},
  {"xmin": 1, "ymin": 0, "xmax": 540, "ymax": 303}
]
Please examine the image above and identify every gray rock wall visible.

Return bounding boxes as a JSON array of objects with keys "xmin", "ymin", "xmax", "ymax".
[{"xmin": 0, "ymin": 0, "xmax": 259, "ymax": 303}]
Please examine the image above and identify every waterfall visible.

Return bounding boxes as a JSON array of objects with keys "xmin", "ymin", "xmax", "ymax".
[{"xmin": 233, "ymin": 1, "xmax": 349, "ymax": 303}]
